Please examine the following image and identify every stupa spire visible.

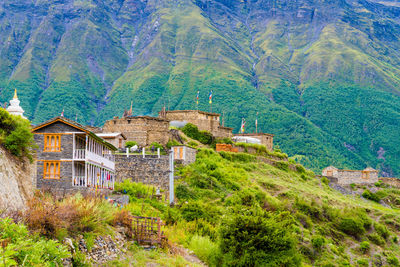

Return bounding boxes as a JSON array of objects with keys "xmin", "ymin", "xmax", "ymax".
[
  {"xmin": 6, "ymin": 88, "xmax": 26, "ymax": 119},
  {"xmin": 13, "ymin": 89, "xmax": 18, "ymax": 99}
]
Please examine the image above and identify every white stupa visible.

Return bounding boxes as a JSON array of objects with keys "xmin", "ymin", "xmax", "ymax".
[{"xmin": 6, "ymin": 89, "xmax": 26, "ymax": 119}]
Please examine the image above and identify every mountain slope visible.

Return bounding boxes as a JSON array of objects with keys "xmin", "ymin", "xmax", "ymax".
[{"xmin": 0, "ymin": 0, "xmax": 400, "ymax": 175}]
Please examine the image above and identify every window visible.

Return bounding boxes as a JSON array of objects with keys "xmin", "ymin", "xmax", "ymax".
[
  {"xmin": 43, "ymin": 161, "xmax": 61, "ymax": 179},
  {"xmin": 44, "ymin": 134, "xmax": 61, "ymax": 152},
  {"xmin": 362, "ymin": 172, "xmax": 370, "ymax": 179}
]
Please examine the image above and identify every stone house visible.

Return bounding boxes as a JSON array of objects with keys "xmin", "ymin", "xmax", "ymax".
[
  {"xmin": 322, "ymin": 166, "xmax": 379, "ymax": 185},
  {"xmin": 233, "ymin": 133, "xmax": 274, "ymax": 151},
  {"xmin": 102, "ymin": 116, "xmax": 170, "ymax": 147},
  {"xmin": 32, "ymin": 117, "xmax": 117, "ymax": 194},
  {"xmin": 160, "ymin": 110, "xmax": 233, "ymax": 139},
  {"xmin": 172, "ymin": 145, "xmax": 197, "ymax": 165},
  {"xmin": 96, "ymin": 132, "xmax": 126, "ymax": 150}
]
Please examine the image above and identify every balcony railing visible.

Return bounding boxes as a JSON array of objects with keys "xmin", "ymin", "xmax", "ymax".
[
  {"xmin": 73, "ymin": 176, "xmax": 86, "ymax": 187},
  {"xmin": 74, "ymin": 149, "xmax": 85, "ymax": 160}
]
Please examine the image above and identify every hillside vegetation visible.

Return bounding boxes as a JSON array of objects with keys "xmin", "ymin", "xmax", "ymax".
[{"xmin": 0, "ymin": 0, "xmax": 400, "ymax": 175}]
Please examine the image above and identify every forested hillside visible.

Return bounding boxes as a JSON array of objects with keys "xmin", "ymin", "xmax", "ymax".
[{"xmin": 1, "ymin": 0, "xmax": 400, "ymax": 175}]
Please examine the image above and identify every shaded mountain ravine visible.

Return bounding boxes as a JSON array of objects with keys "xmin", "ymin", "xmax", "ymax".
[{"xmin": 1, "ymin": 0, "xmax": 400, "ymax": 176}]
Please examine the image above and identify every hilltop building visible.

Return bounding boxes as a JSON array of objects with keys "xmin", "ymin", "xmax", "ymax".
[
  {"xmin": 233, "ymin": 133, "xmax": 274, "ymax": 151},
  {"xmin": 322, "ymin": 166, "xmax": 379, "ymax": 185},
  {"xmin": 159, "ymin": 109, "xmax": 233, "ymax": 139},
  {"xmin": 32, "ymin": 117, "xmax": 117, "ymax": 194},
  {"xmin": 7, "ymin": 89, "xmax": 26, "ymax": 119},
  {"xmin": 102, "ymin": 116, "xmax": 170, "ymax": 147},
  {"xmin": 96, "ymin": 132, "xmax": 126, "ymax": 150}
]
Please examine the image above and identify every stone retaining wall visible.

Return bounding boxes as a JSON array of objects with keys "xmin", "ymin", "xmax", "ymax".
[
  {"xmin": 380, "ymin": 177, "xmax": 400, "ymax": 188},
  {"xmin": 115, "ymin": 155, "xmax": 170, "ymax": 191}
]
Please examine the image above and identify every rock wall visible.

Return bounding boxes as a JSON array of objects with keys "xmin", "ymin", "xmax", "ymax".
[
  {"xmin": 115, "ymin": 155, "xmax": 170, "ymax": 191},
  {"xmin": 0, "ymin": 146, "xmax": 35, "ymax": 210},
  {"xmin": 380, "ymin": 177, "xmax": 400, "ymax": 188}
]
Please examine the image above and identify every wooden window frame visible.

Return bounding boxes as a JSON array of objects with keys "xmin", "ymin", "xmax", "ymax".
[
  {"xmin": 43, "ymin": 161, "xmax": 61, "ymax": 179},
  {"xmin": 44, "ymin": 134, "xmax": 61, "ymax": 152}
]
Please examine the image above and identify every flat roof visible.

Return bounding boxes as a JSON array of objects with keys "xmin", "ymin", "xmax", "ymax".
[
  {"xmin": 234, "ymin": 133, "xmax": 274, "ymax": 137},
  {"xmin": 165, "ymin": 110, "xmax": 221, "ymax": 117},
  {"xmin": 114, "ymin": 115, "xmax": 169, "ymax": 122},
  {"xmin": 96, "ymin": 133, "xmax": 127, "ymax": 139}
]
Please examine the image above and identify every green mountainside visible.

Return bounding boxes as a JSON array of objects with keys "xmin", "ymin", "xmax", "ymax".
[{"xmin": 1, "ymin": 0, "xmax": 400, "ymax": 175}]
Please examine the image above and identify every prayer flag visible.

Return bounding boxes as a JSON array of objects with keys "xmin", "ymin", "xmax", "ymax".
[{"xmin": 209, "ymin": 90, "xmax": 213, "ymax": 104}]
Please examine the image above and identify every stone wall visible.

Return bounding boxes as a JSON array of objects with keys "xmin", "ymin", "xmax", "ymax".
[
  {"xmin": 115, "ymin": 155, "xmax": 170, "ymax": 191},
  {"xmin": 102, "ymin": 116, "xmax": 170, "ymax": 147},
  {"xmin": 34, "ymin": 123, "xmax": 80, "ymax": 190},
  {"xmin": 233, "ymin": 133, "xmax": 274, "ymax": 151},
  {"xmin": 380, "ymin": 177, "xmax": 400, "ymax": 188},
  {"xmin": 172, "ymin": 146, "xmax": 197, "ymax": 165},
  {"xmin": 334, "ymin": 170, "xmax": 379, "ymax": 185},
  {"xmin": 163, "ymin": 110, "xmax": 232, "ymax": 139}
]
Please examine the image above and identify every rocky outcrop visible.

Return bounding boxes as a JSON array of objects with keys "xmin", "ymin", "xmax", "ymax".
[{"xmin": 0, "ymin": 146, "xmax": 34, "ymax": 210}]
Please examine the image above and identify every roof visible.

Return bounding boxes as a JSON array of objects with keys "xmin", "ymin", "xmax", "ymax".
[
  {"xmin": 218, "ymin": 126, "xmax": 234, "ymax": 130},
  {"xmin": 32, "ymin": 116, "xmax": 117, "ymax": 150},
  {"xmin": 234, "ymin": 132, "xmax": 274, "ymax": 137},
  {"xmin": 165, "ymin": 110, "xmax": 221, "ymax": 117},
  {"xmin": 96, "ymin": 133, "xmax": 127, "ymax": 139},
  {"xmin": 113, "ymin": 115, "xmax": 169, "ymax": 122}
]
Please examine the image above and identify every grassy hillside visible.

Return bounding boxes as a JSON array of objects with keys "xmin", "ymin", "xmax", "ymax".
[
  {"xmin": 1, "ymin": 0, "xmax": 400, "ymax": 175},
  {"xmin": 2, "ymin": 147, "xmax": 400, "ymax": 265}
]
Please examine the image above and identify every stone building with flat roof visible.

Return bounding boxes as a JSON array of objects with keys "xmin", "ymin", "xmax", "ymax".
[
  {"xmin": 233, "ymin": 133, "xmax": 274, "ymax": 151},
  {"xmin": 102, "ymin": 116, "xmax": 170, "ymax": 147},
  {"xmin": 159, "ymin": 110, "xmax": 233, "ymax": 139},
  {"xmin": 322, "ymin": 166, "xmax": 379, "ymax": 185}
]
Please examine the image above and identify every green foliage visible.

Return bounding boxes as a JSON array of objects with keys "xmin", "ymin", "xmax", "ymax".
[
  {"xmin": 125, "ymin": 141, "xmax": 138, "ymax": 148},
  {"xmin": 166, "ymin": 139, "xmax": 181, "ymax": 149},
  {"xmin": 235, "ymin": 142, "xmax": 288, "ymax": 159},
  {"xmin": 357, "ymin": 258, "xmax": 369, "ymax": 267},
  {"xmin": 0, "ymin": 109, "xmax": 35, "ymax": 160},
  {"xmin": 219, "ymin": 210, "xmax": 300, "ymax": 266},
  {"xmin": 0, "ymin": 218, "xmax": 70, "ymax": 266},
  {"xmin": 275, "ymin": 161, "xmax": 289, "ymax": 172},
  {"xmin": 362, "ymin": 190, "xmax": 382, "ymax": 203},
  {"xmin": 387, "ymin": 256, "xmax": 400, "ymax": 266},
  {"xmin": 149, "ymin": 142, "xmax": 164, "ymax": 152},
  {"xmin": 374, "ymin": 222, "xmax": 389, "ymax": 240},
  {"xmin": 359, "ymin": 241, "xmax": 370, "ymax": 254},
  {"xmin": 367, "ymin": 233, "xmax": 385, "ymax": 246},
  {"xmin": 321, "ymin": 177, "xmax": 330, "ymax": 185},
  {"xmin": 114, "ymin": 180, "xmax": 156, "ymax": 200},
  {"xmin": 189, "ymin": 235, "xmax": 221, "ymax": 266},
  {"xmin": 187, "ymin": 141, "xmax": 198, "ymax": 148},
  {"xmin": 338, "ymin": 217, "xmax": 365, "ymax": 238},
  {"xmin": 311, "ymin": 235, "xmax": 325, "ymax": 251},
  {"xmin": 182, "ymin": 123, "xmax": 213, "ymax": 145}
]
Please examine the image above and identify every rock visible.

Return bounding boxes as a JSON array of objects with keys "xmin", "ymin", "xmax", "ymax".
[{"xmin": 64, "ymin": 238, "xmax": 75, "ymax": 253}]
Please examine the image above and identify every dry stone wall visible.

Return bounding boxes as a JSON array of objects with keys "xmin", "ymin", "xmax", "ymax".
[{"xmin": 115, "ymin": 155, "xmax": 170, "ymax": 191}]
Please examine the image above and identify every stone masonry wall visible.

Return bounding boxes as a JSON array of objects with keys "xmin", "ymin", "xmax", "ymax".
[
  {"xmin": 336, "ymin": 170, "xmax": 379, "ymax": 185},
  {"xmin": 115, "ymin": 155, "xmax": 170, "ymax": 191},
  {"xmin": 102, "ymin": 117, "xmax": 170, "ymax": 147},
  {"xmin": 380, "ymin": 177, "xmax": 400, "ymax": 188},
  {"xmin": 34, "ymin": 123, "xmax": 81, "ymax": 190}
]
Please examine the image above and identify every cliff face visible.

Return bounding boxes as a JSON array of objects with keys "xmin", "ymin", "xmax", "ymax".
[
  {"xmin": 0, "ymin": 146, "xmax": 34, "ymax": 210},
  {"xmin": 0, "ymin": 0, "xmax": 400, "ymax": 175}
]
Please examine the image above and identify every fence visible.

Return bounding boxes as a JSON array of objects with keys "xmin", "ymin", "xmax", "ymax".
[{"xmin": 132, "ymin": 216, "xmax": 166, "ymax": 245}]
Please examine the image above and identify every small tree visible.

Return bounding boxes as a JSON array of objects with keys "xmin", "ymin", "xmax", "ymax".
[{"xmin": 125, "ymin": 141, "xmax": 138, "ymax": 148}]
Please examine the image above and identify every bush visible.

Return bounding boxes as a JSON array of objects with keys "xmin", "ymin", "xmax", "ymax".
[
  {"xmin": 367, "ymin": 233, "xmax": 385, "ymax": 246},
  {"xmin": 125, "ymin": 141, "xmax": 138, "ymax": 148},
  {"xmin": 0, "ymin": 218, "xmax": 70, "ymax": 265},
  {"xmin": 387, "ymin": 256, "xmax": 400, "ymax": 266},
  {"xmin": 219, "ymin": 210, "xmax": 300, "ymax": 266},
  {"xmin": 189, "ymin": 235, "xmax": 221, "ymax": 266},
  {"xmin": 357, "ymin": 259, "xmax": 369, "ymax": 267},
  {"xmin": 187, "ymin": 141, "xmax": 198, "ymax": 148},
  {"xmin": 275, "ymin": 161, "xmax": 289, "ymax": 171},
  {"xmin": 182, "ymin": 123, "xmax": 214, "ymax": 145},
  {"xmin": 295, "ymin": 164, "xmax": 306, "ymax": 174},
  {"xmin": 359, "ymin": 241, "xmax": 370, "ymax": 254},
  {"xmin": 321, "ymin": 177, "xmax": 330, "ymax": 185},
  {"xmin": 362, "ymin": 190, "xmax": 382, "ymax": 202},
  {"xmin": 338, "ymin": 217, "xmax": 365, "ymax": 238},
  {"xmin": 0, "ymin": 109, "xmax": 35, "ymax": 160},
  {"xmin": 149, "ymin": 142, "xmax": 164, "ymax": 152},
  {"xmin": 166, "ymin": 139, "xmax": 181, "ymax": 148},
  {"xmin": 311, "ymin": 235, "xmax": 325, "ymax": 251},
  {"xmin": 374, "ymin": 222, "xmax": 389, "ymax": 240}
]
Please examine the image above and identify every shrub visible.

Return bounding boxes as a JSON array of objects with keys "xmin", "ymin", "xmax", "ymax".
[
  {"xmin": 189, "ymin": 235, "xmax": 221, "ymax": 266},
  {"xmin": 0, "ymin": 109, "xmax": 35, "ymax": 160},
  {"xmin": 359, "ymin": 241, "xmax": 370, "ymax": 254},
  {"xmin": 0, "ymin": 218, "xmax": 70, "ymax": 265},
  {"xmin": 149, "ymin": 142, "xmax": 164, "ymax": 152},
  {"xmin": 182, "ymin": 123, "xmax": 214, "ymax": 145},
  {"xmin": 166, "ymin": 139, "xmax": 181, "ymax": 148},
  {"xmin": 362, "ymin": 190, "xmax": 381, "ymax": 202},
  {"xmin": 187, "ymin": 141, "xmax": 198, "ymax": 148},
  {"xmin": 114, "ymin": 180, "xmax": 156, "ymax": 200},
  {"xmin": 311, "ymin": 235, "xmax": 325, "ymax": 251},
  {"xmin": 374, "ymin": 222, "xmax": 389, "ymax": 240},
  {"xmin": 357, "ymin": 259, "xmax": 369, "ymax": 267},
  {"xmin": 125, "ymin": 141, "xmax": 138, "ymax": 148},
  {"xmin": 367, "ymin": 233, "xmax": 385, "ymax": 246},
  {"xmin": 321, "ymin": 177, "xmax": 330, "ymax": 185},
  {"xmin": 295, "ymin": 164, "xmax": 306, "ymax": 173},
  {"xmin": 219, "ymin": 210, "xmax": 300, "ymax": 266},
  {"xmin": 338, "ymin": 217, "xmax": 365, "ymax": 238},
  {"xmin": 275, "ymin": 161, "xmax": 289, "ymax": 171},
  {"xmin": 387, "ymin": 256, "xmax": 400, "ymax": 266}
]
